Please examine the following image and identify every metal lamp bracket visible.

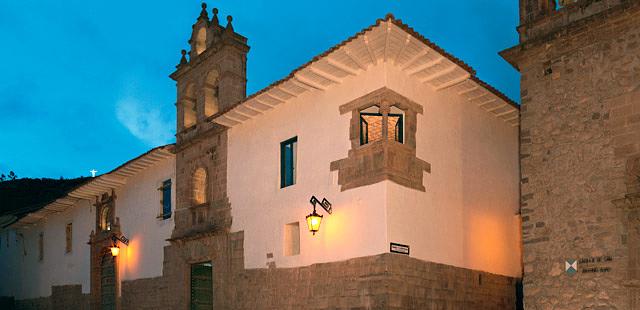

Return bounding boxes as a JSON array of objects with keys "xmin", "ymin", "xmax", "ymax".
[{"xmin": 310, "ymin": 196, "xmax": 332, "ymax": 214}]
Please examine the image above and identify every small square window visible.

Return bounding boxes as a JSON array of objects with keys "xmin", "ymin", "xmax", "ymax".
[
  {"xmin": 284, "ymin": 222, "xmax": 300, "ymax": 256},
  {"xmin": 280, "ymin": 137, "xmax": 297, "ymax": 188}
]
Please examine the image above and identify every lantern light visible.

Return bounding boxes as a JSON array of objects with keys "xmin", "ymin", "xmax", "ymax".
[
  {"xmin": 109, "ymin": 234, "xmax": 129, "ymax": 257},
  {"xmin": 110, "ymin": 245, "xmax": 120, "ymax": 257},
  {"xmin": 306, "ymin": 196, "xmax": 332, "ymax": 235},
  {"xmin": 306, "ymin": 208, "xmax": 323, "ymax": 235}
]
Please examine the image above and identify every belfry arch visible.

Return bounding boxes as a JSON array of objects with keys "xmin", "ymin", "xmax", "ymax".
[
  {"xmin": 203, "ymin": 70, "xmax": 219, "ymax": 118},
  {"xmin": 181, "ymin": 84, "xmax": 196, "ymax": 129}
]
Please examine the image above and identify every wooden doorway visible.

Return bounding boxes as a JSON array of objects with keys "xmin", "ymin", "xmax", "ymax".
[{"xmin": 190, "ymin": 262, "xmax": 213, "ymax": 310}]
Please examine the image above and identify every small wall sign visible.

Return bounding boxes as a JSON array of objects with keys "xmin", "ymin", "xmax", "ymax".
[
  {"xmin": 565, "ymin": 259, "xmax": 577, "ymax": 276},
  {"xmin": 390, "ymin": 242, "xmax": 409, "ymax": 255},
  {"xmin": 579, "ymin": 255, "xmax": 613, "ymax": 274}
]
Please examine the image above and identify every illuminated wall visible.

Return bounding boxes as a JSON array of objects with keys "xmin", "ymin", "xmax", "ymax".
[
  {"xmin": 0, "ymin": 156, "xmax": 175, "ymax": 300},
  {"xmin": 227, "ymin": 62, "xmax": 521, "ymax": 277}
]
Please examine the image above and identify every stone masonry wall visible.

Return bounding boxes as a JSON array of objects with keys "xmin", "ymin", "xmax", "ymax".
[
  {"xmin": 512, "ymin": 3, "xmax": 640, "ymax": 309},
  {"xmin": 11, "ymin": 249, "xmax": 517, "ymax": 310},
  {"xmin": 13, "ymin": 284, "xmax": 89, "ymax": 310},
  {"xmin": 121, "ymin": 277, "xmax": 166, "ymax": 310},
  {"xmin": 233, "ymin": 253, "xmax": 517, "ymax": 310}
]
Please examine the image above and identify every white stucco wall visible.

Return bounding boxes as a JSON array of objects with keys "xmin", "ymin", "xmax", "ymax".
[
  {"xmin": 229, "ymin": 62, "xmax": 521, "ymax": 277},
  {"xmin": 0, "ymin": 199, "xmax": 93, "ymax": 299},
  {"xmin": 384, "ymin": 63, "xmax": 521, "ymax": 277},
  {"xmin": 0, "ymin": 156, "xmax": 175, "ymax": 300},
  {"xmin": 229, "ymin": 65, "xmax": 391, "ymax": 269},
  {"xmin": 115, "ymin": 156, "xmax": 175, "ymax": 281}
]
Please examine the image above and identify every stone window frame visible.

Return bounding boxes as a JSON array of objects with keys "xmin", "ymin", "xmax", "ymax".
[{"xmin": 331, "ymin": 87, "xmax": 431, "ymax": 192}]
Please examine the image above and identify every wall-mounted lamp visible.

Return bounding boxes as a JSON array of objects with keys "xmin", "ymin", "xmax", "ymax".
[
  {"xmin": 110, "ymin": 234, "xmax": 129, "ymax": 257},
  {"xmin": 306, "ymin": 196, "xmax": 332, "ymax": 235}
]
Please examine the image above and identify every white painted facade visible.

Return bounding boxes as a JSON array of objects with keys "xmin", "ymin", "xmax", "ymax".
[
  {"xmin": 227, "ymin": 61, "xmax": 521, "ymax": 277},
  {"xmin": 0, "ymin": 154, "xmax": 175, "ymax": 300},
  {"xmin": 0, "ymin": 14, "xmax": 522, "ymax": 304}
]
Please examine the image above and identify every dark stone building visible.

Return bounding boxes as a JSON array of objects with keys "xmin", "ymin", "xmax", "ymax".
[{"xmin": 501, "ymin": 0, "xmax": 640, "ymax": 308}]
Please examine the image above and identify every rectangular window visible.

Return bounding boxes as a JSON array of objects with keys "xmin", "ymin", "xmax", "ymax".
[
  {"xmin": 283, "ymin": 222, "xmax": 300, "ymax": 256},
  {"xmin": 388, "ymin": 113, "xmax": 404, "ymax": 143},
  {"xmin": 65, "ymin": 223, "xmax": 72, "ymax": 253},
  {"xmin": 280, "ymin": 137, "xmax": 297, "ymax": 188},
  {"xmin": 360, "ymin": 106, "xmax": 383, "ymax": 145},
  {"xmin": 38, "ymin": 232, "xmax": 44, "ymax": 262},
  {"xmin": 191, "ymin": 262, "xmax": 213, "ymax": 310},
  {"xmin": 360, "ymin": 106, "xmax": 404, "ymax": 145},
  {"xmin": 161, "ymin": 179, "xmax": 172, "ymax": 220}
]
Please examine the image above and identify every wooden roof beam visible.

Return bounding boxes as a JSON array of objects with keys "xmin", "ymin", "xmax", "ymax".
[
  {"xmin": 276, "ymin": 86, "xmax": 299, "ymax": 98},
  {"xmin": 224, "ymin": 111, "xmax": 250, "ymax": 122},
  {"xmin": 393, "ymin": 34, "xmax": 412, "ymax": 65},
  {"xmin": 402, "ymin": 49, "xmax": 429, "ymax": 69},
  {"xmin": 293, "ymin": 74, "xmax": 327, "ymax": 91},
  {"xmin": 383, "ymin": 22, "xmax": 391, "ymax": 62},
  {"xmin": 486, "ymin": 104, "xmax": 506, "ymax": 113},
  {"xmin": 420, "ymin": 65, "xmax": 457, "ymax": 83},
  {"xmin": 467, "ymin": 92, "xmax": 489, "ymax": 102},
  {"xmin": 214, "ymin": 116, "xmax": 241, "ymax": 127},
  {"xmin": 235, "ymin": 105, "xmax": 262, "ymax": 116},
  {"xmin": 495, "ymin": 109, "xmax": 518, "ymax": 117},
  {"xmin": 263, "ymin": 93, "xmax": 285, "ymax": 104},
  {"xmin": 342, "ymin": 47, "xmax": 367, "ymax": 71},
  {"xmin": 408, "ymin": 57, "xmax": 444, "ymax": 75},
  {"xmin": 326, "ymin": 58, "xmax": 358, "ymax": 76},
  {"xmin": 434, "ymin": 73, "xmax": 471, "ymax": 91},
  {"xmin": 363, "ymin": 35, "xmax": 377, "ymax": 66},
  {"xmin": 504, "ymin": 115, "xmax": 519, "ymax": 121},
  {"xmin": 477, "ymin": 99, "xmax": 497, "ymax": 107},
  {"xmin": 245, "ymin": 100, "xmax": 273, "ymax": 111},
  {"xmin": 458, "ymin": 85, "xmax": 479, "ymax": 95},
  {"xmin": 308, "ymin": 66, "xmax": 342, "ymax": 84},
  {"xmin": 100, "ymin": 175, "xmax": 127, "ymax": 185}
]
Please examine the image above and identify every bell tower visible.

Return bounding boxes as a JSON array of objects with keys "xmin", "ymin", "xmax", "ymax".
[
  {"xmin": 162, "ymin": 4, "xmax": 249, "ymax": 308},
  {"xmin": 169, "ymin": 3, "xmax": 249, "ymax": 238},
  {"xmin": 171, "ymin": 3, "xmax": 248, "ymax": 137}
]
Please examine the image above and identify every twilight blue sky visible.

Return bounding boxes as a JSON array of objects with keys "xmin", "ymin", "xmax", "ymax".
[{"xmin": 0, "ymin": 1, "xmax": 520, "ymax": 179}]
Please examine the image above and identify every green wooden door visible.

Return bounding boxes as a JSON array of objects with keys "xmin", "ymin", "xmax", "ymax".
[
  {"xmin": 101, "ymin": 254, "xmax": 116, "ymax": 310},
  {"xmin": 190, "ymin": 262, "xmax": 213, "ymax": 310}
]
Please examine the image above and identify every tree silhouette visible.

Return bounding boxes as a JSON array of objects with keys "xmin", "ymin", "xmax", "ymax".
[{"xmin": 0, "ymin": 171, "xmax": 18, "ymax": 182}]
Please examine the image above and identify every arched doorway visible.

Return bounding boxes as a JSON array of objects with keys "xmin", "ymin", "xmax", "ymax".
[{"xmin": 101, "ymin": 253, "xmax": 116, "ymax": 310}]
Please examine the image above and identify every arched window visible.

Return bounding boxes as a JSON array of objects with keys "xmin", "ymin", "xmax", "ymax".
[
  {"xmin": 182, "ymin": 84, "xmax": 196, "ymax": 129},
  {"xmin": 194, "ymin": 27, "xmax": 207, "ymax": 55},
  {"xmin": 193, "ymin": 168, "xmax": 208, "ymax": 205},
  {"xmin": 100, "ymin": 206, "xmax": 112, "ymax": 231},
  {"xmin": 203, "ymin": 71, "xmax": 219, "ymax": 117}
]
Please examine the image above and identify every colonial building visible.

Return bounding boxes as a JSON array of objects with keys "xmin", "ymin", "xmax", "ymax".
[
  {"xmin": 501, "ymin": 0, "xmax": 640, "ymax": 308},
  {"xmin": 1, "ymin": 4, "xmax": 522, "ymax": 309}
]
